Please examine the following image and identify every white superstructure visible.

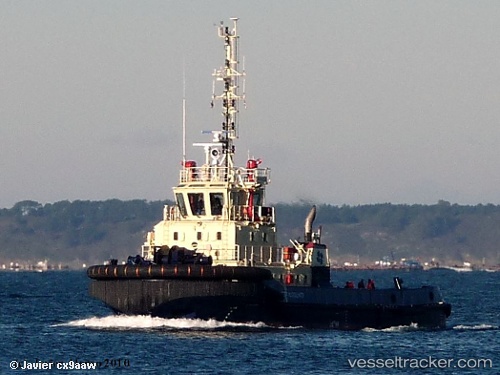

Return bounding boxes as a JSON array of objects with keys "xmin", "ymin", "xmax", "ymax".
[{"xmin": 142, "ymin": 19, "xmax": 277, "ymax": 266}]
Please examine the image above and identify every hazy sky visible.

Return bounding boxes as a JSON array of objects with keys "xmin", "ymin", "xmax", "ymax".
[{"xmin": 1, "ymin": 1, "xmax": 500, "ymax": 208}]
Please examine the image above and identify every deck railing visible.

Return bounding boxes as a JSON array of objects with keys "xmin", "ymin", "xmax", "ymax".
[
  {"xmin": 238, "ymin": 245, "xmax": 279, "ymax": 265},
  {"xmin": 180, "ymin": 166, "xmax": 270, "ymax": 185},
  {"xmin": 163, "ymin": 204, "xmax": 275, "ymax": 224},
  {"xmin": 230, "ymin": 205, "xmax": 275, "ymax": 224}
]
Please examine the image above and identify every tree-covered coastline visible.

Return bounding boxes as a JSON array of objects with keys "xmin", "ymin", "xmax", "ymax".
[{"xmin": 1, "ymin": 199, "xmax": 499, "ymax": 268}]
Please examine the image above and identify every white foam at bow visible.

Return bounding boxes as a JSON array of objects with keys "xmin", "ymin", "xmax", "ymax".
[
  {"xmin": 362, "ymin": 323, "xmax": 421, "ymax": 332},
  {"xmin": 55, "ymin": 315, "xmax": 268, "ymax": 329},
  {"xmin": 453, "ymin": 324, "xmax": 498, "ymax": 331}
]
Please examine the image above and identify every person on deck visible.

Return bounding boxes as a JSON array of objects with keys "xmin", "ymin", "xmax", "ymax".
[{"xmin": 345, "ymin": 281, "xmax": 354, "ymax": 289}]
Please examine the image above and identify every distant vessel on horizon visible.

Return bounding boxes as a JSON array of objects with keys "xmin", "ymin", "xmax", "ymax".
[{"xmin": 438, "ymin": 262, "xmax": 473, "ymax": 272}]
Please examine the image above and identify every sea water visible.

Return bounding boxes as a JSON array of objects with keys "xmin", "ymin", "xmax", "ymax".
[{"xmin": 1, "ymin": 269, "xmax": 498, "ymax": 374}]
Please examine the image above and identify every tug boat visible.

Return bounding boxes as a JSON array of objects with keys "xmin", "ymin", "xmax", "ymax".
[{"xmin": 88, "ymin": 18, "xmax": 451, "ymax": 329}]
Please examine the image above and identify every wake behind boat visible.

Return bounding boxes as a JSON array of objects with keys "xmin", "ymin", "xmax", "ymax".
[{"xmin": 87, "ymin": 18, "xmax": 451, "ymax": 330}]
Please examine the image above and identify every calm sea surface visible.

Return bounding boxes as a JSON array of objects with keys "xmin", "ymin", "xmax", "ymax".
[{"xmin": 1, "ymin": 269, "xmax": 498, "ymax": 374}]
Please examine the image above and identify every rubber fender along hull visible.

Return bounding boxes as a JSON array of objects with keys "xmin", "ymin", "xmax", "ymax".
[{"xmin": 87, "ymin": 264, "xmax": 273, "ymax": 281}]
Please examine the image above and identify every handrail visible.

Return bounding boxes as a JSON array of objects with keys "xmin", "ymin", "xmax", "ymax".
[
  {"xmin": 230, "ymin": 205, "xmax": 275, "ymax": 224},
  {"xmin": 179, "ymin": 166, "xmax": 270, "ymax": 184},
  {"xmin": 162, "ymin": 204, "xmax": 274, "ymax": 223}
]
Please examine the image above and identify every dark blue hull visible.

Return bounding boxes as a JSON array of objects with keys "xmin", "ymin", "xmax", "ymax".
[{"xmin": 88, "ymin": 264, "xmax": 451, "ymax": 330}]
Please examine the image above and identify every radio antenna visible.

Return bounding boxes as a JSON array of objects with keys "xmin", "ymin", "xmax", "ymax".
[{"xmin": 182, "ymin": 59, "xmax": 187, "ymax": 165}]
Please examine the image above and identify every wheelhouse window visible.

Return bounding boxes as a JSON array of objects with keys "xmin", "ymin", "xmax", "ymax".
[
  {"xmin": 231, "ymin": 190, "xmax": 246, "ymax": 206},
  {"xmin": 252, "ymin": 190, "xmax": 263, "ymax": 206},
  {"xmin": 188, "ymin": 193, "xmax": 205, "ymax": 215},
  {"xmin": 175, "ymin": 193, "xmax": 187, "ymax": 217},
  {"xmin": 210, "ymin": 193, "xmax": 224, "ymax": 215}
]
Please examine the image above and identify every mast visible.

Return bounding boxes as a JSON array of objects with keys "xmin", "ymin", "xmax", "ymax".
[
  {"xmin": 182, "ymin": 62, "xmax": 186, "ymax": 165},
  {"xmin": 212, "ymin": 18, "xmax": 245, "ymax": 170}
]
